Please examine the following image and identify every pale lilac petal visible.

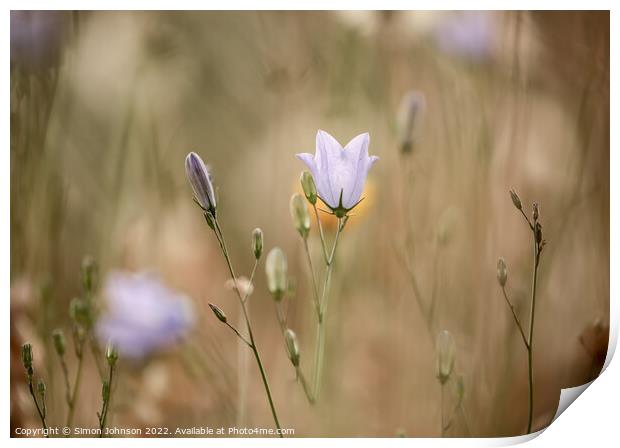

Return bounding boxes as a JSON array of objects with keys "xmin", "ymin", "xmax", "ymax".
[
  {"xmin": 316, "ymin": 130, "xmax": 343, "ymax": 207},
  {"xmin": 343, "ymin": 133, "xmax": 370, "ymax": 208},
  {"xmin": 346, "ymin": 155, "xmax": 379, "ymax": 209},
  {"xmin": 298, "ymin": 130, "xmax": 378, "ymax": 212}
]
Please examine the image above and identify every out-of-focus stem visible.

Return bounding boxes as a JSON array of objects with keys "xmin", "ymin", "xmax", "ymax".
[
  {"xmin": 526, "ymin": 237, "xmax": 540, "ymax": 434},
  {"xmin": 213, "ymin": 218, "xmax": 283, "ymax": 436}
]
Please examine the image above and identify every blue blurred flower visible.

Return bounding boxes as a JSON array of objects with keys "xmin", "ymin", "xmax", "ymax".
[
  {"xmin": 296, "ymin": 130, "xmax": 378, "ymax": 217},
  {"xmin": 434, "ymin": 12, "xmax": 496, "ymax": 62},
  {"xmin": 96, "ymin": 271, "xmax": 194, "ymax": 359},
  {"xmin": 10, "ymin": 11, "xmax": 66, "ymax": 71}
]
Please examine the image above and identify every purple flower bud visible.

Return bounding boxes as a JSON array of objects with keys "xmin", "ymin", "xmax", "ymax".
[{"xmin": 185, "ymin": 152, "xmax": 216, "ymax": 215}]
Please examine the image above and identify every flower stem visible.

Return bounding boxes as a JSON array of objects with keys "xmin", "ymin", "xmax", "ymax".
[
  {"xmin": 65, "ymin": 345, "xmax": 85, "ymax": 430},
  {"xmin": 312, "ymin": 204, "xmax": 329, "ymax": 264},
  {"xmin": 302, "ymin": 239, "xmax": 321, "ymax": 317},
  {"xmin": 526, "ymin": 237, "xmax": 541, "ymax": 434},
  {"xmin": 98, "ymin": 363, "xmax": 115, "ymax": 437},
  {"xmin": 312, "ymin": 217, "xmax": 343, "ymax": 400},
  {"xmin": 212, "ymin": 218, "xmax": 283, "ymax": 436},
  {"xmin": 27, "ymin": 378, "xmax": 48, "ymax": 436}
]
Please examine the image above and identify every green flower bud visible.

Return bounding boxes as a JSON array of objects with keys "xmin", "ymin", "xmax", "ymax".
[
  {"xmin": 496, "ymin": 257, "xmax": 508, "ymax": 287},
  {"xmin": 37, "ymin": 379, "xmax": 46, "ymax": 396},
  {"xmin": 81, "ymin": 255, "xmax": 98, "ymax": 293},
  {"xmin": 69, "ymin": 297, "xmax": 91, "ymax": 328},
  {"xmin": 290, "ymin": 193, "xmax": 310, "ymax": 239},
  {"xmin": 105, "ymin": 342, "xmax": 119, "ymax": 367},
  {"xmin": 265, "ymin": 247, "xmax": 288, "ymax": 301},
  {"xmin": 21, "ymin": 343, "xmax": 33, "ymax": 374},
  {"xmin": 284, "ymin": 328, "xmax": 300, "ymax": 367},
  {"xmin": 535, "ymin": 222, "xmax": 543, "ymax": 245},
  {"xmin": 436, "ymin": 330, "xmax": 456, "ymax": 385},
  {"xmin": 509, "ymin": 189, "xmax": 522, "ymax": 211},
  {"xmin": 252, "ymin": 228, "xmax": 263, "ymax": 260},
  {"xmin": 208, "ymin": 303, "xmax": 227, "ymax": 323},
  {"xmin": 52, "ymin": 329, "xmax": 66, "ymax": 356},
  {"xmin": 300, "ymin": 171, "xmax": 317, "ymax": 205}
]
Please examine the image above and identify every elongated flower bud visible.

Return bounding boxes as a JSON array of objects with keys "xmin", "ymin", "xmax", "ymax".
[
  {"xmin": 290, "ymin": 193, "xmax": 310, "ymax": 239},
  {"xmin": 535, "ymin": 222, "xmax": 543, "ymax": 244},
  {"xmin": 300, "ymin": 171, "xmax": 317, "ymax": 205},
  {"xmin": 436, "ymin": 330, "xmax": 456, "ymax": 384},
  {"xmin": 398, "ymin": 91, "xmax": 425, "ymax": 154},
  {"xmin": 532, "ymin": 202, "xmax": 539, "ymax": 222},
  {"xmin": 265, "ymin": 247, "xmax": 288, "ymax": 301},
  {"xmin": 185, "ymin": 152, "xmax": 217, "ymax": 215},
  {"xmin": 69, "ymin": 297, "xmax": 92, "ymax": 328},
  {"xmin": 509, "ymin": 189, "xmax": 522, "ymax": 211},
  {"xmin": 105, "ymin": 342, "xmax": 119, "ymax": 367},
  {"xmin": 21, "ymin": 343, "xmax": 33, "ymax": 375},
  {"xmin": 208, "ymin": 303, "xmax": 227, "ymax": 323},
  {"xmin": 37, "ymin": 379, "xmax": 46, "ymax": 396},
  {"xmin": 496, "ymin": 257, "xmax": 508, "ymax": 287},
  {"xmin": 284, "ymin": 328, "xmax": 300, "ymax": 367},
  {"xmin": 252, "ymin": 228, "xmax": 263, "ymax": 260},
  {"xmin": 81, "ymin": 255, "xmax": 98, "ymax": 293},
  {"xmin": 52, "ymin": 329, "xmax": 66, "ymax": 356}
]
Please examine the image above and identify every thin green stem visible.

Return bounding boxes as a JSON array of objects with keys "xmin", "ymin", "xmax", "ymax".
[
  {"xmin": 99, "ymin": 364, "xmax": 115, "ymax": 437},
  {"xmin": 212, "ymin": 218, "xmax": 283, "ymax": 436},
  {"xmin": 303, "ymin": 238, "xmax": 321, "ymax": 317},
  {"xmin": 296, "ymin": 367, "xmax": 315, "ymax": 404},
  {"xmin": 57, "ymin": 355, "xmax": 72, "ymax": 408},
  {"xmin": 440, "ymin": 382, "xmax": 445, "ymax": 437},
  {"xmin": 526, "ymin": 238, "xmax": 541, "ymax": 434},
  {"xmin": 66, "ymin": 349, "xmax": 85, "ymax": 429},
  {"xmin": 27, "ymin": 379, "xmax": 48, "ymax": 436},
  {"xmin": 312, "ymin": 204, "xmax": 329, "ymax": 264},
  {"xmin": 312, "ymin": 217, "xmax": 343, "ymax": 400},
  {"xmin": 225, "ymin": 321, "xmax": 252, "ymax": 348},
  {"xmin": 501, "ymin": 286, "xmax": 529, "ymax": 349}
]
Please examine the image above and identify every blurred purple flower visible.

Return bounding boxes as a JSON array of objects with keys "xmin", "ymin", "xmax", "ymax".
[
  {"xmin": 297, "ymin": 130, "xmax": 378, "ymax": 217},
  {"xmin": 434, "ymin": 12, "xmax": 496, "ymax": 61},
  {"xmin": 10, "ymin": 11, "xmax": 66, "ymax": 71},
  {"xmin": 96, "ymin": 271, "xmax": 193, "ymax": 359}
]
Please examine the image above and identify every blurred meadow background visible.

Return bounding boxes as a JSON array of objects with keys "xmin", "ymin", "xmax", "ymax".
[{"xmin": 10, "ymin": 10, "xmax": 609, "ymax": 437}]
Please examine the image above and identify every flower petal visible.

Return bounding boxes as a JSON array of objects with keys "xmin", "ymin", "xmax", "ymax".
[{"xmin": 343, "ymin": 133, "xmax": 370, "ymax": 208}]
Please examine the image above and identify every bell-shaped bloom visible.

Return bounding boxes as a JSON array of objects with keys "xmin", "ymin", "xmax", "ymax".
[
  {"xmin": 185, "ymin": 152, "xmax": 217, "ymax": 215},
  {"xmin": 296, "ymin": 130, "xmax": 378, "ymax": 217},
  {"xmin": 96, "ymin": 271, "xmax": 194, "ymax": 359}
]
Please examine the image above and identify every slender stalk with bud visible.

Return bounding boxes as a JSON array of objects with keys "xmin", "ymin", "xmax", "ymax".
[
  {"xmin": 497, "ymin": 189, "xmax": 547, "ymax": 434},
  {"xmin": 185, "ymin": 152, "xmax": 283, "ymax": 436}
]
